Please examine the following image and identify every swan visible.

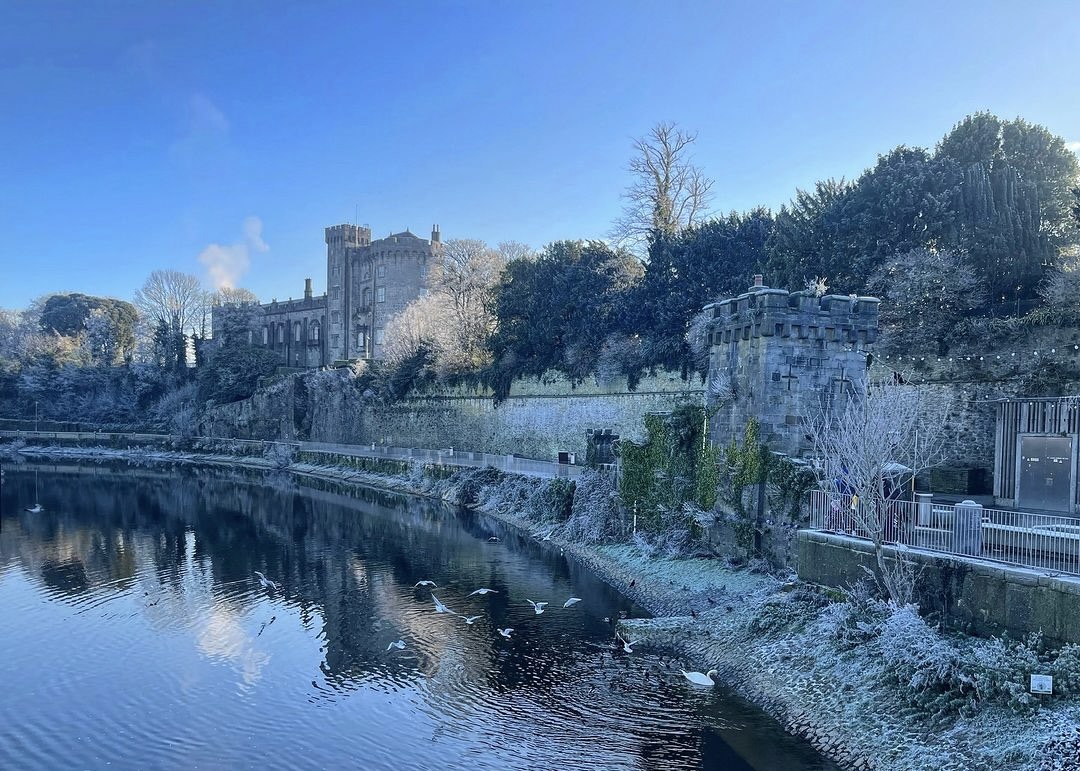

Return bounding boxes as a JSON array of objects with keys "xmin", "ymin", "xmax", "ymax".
[
  {"xmin": 498, "ymin": 628, "xmax": 513, "ymax": 639},
  {"xmin": 432, "ymin": 594, "xmax": 457, "ymax": 615},
  {"xmin": 563, "ymin": 597, "xmax": 582, "ymax": 608},
  {"xmin": 414, "ymin": 580, "xmax": 438, "ymax": 588},
  {"xmin": 526, "ymin": 599, "xmax": 547, "ymax": 615},
  {"xmin": 387, "ymin": 640, "xmax": 406, "ymax": 651},
  {"xmin": 24, "ymin": 503, "xmax": 44, "ymax": 513},
  {"xmin": 682, "ymin": 669, "xmax": 719, "ymax": 686},
  {"xmin": 462, "ymin": 615, "xmax": 482, "ymax": 625},
  {"xmin": 469, "ymin": 588, "xmax": 497, "ymax": 596},
  {"xmin": 253, "ymin": 571, "xmax": 279, "ymax": 592}
]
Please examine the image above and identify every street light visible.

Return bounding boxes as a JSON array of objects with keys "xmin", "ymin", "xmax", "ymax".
[{"xmin": 34, "ymin": 401, "xmax": 39, "ymax": 433}]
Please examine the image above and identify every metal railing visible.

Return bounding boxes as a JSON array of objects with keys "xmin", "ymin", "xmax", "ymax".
[
  {"xmin": 0, "ymin": 431, "xmax": 585, "ymax": 480},
  {"xmin": 809, "ymin": 489, "xmax": 1080, "ymax": 576}
]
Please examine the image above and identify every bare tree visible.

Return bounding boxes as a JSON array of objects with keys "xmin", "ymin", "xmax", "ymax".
[
  {"xmin": 212, "ymin": 286, "xmax": 259, "ymax": 306},
  {"xmin": 804, "ymin": 384, "xmax": 951, "ymax": 601},
  {"xmin": 610, "ymin": 121, "xmax": 714, "ymax": 252},
  {"xmin": 496, "ymin": 240, "xmax": 537, "ymax": 263},
  {"xmin": 383, "ymin": 294, "xmax": 452, "ymax": 366},
  {"xmin": 427, "ymin": 238, "xmax": 506, "ymax": 369},
  {"xmin": 133, "ymin": 270, "xmax": 207, "ymax": 368}
]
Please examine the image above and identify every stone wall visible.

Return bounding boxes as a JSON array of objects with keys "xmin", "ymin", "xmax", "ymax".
[
  {"xmin": 798, "ymin": 529, "xmax": 1080, "ymax": 647},
  {"xmin": 202, "ymin": 370, "xmax": 706, "ymax": 461}
]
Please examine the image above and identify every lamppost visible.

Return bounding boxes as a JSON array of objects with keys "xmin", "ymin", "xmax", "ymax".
[{"xmin": 34, "ymin": 401, "xmax": 39, "ymax": 433}]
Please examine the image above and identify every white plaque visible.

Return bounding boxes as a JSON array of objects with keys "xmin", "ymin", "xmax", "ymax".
[{"xmin": 1030, "ymin": 674, "xmax": 1053, "ymax": 695}]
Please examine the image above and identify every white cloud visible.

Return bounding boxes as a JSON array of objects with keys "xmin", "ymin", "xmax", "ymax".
[
  {"xmin": 198, "ymin": 216, "xmax": 268, "ymax": 289},
  {"xmin": 169, "ymin": 92, "xmax": 230, "ymax": 162},
  {"xmin": 1065, "ymin": 141, "xmax": 1080, "ymax": 154}
]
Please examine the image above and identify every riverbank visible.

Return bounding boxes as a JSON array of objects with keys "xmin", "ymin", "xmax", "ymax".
[{"xmin": 4, "ymin": 440, "xmax": 1078, "ymax": 771}]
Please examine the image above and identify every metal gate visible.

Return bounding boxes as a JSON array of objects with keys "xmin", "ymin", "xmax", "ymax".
[{"xmin": 1017, "ymin": 435, "xmax": 1075, "ymax": 513}]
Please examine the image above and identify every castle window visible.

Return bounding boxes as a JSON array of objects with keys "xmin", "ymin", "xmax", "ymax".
[
  {"xmin": 358, "ymin": 331, "xmax": 366, "ymax": 350},
  {"xmin": 374, "ymin": 328, "xmax": 385, "ymax": 346},
  {"xmin": 295, "ymin": 324, "xmax": 302, "ymax": 342},
  {"xmin": 311, "ymin": 324, "xmax": 320, "ymax": 342},
  {"xmin": 277, "ymin": 326, "xmax": 284, "ymax": 343},
  {"xmin": 331, "ymin": 310, "xmax": 340, "ymax": 324},
  {"xmin": 262, "ymin": 327, "xmax": 269, "ymax": 345},
  {"xmin": 376, "ymin": 287, "xmax": 386, "ymax": 303},
  {"xmin": 247, "ymin": 330, "xmax": 253, "ymax": 344},
  {"xmin": 332, "ymin": 334, "xmax": 339, "ymax": 348},
  {"xmin": 377, "ymin": 264, "xmax": 387, "ymax": 278},
  {"xmin": 362, "ymin": 288, "xmax": 371, "ymax": 306}
]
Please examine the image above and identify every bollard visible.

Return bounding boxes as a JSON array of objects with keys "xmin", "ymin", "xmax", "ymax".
[
  {"xmin": 952, "ymin": 500, "xmax": 983, "ymax": 556},
  {"xmin": 916, "ymin": 493, "xmax": 933, "ymax": 527}
]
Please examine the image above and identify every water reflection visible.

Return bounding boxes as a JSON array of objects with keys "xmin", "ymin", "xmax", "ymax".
[{"xmin": 0, "ymin": 463, "xmax": 836, "ymax": 770}]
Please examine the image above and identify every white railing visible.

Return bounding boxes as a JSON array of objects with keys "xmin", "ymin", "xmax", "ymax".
[{"xmin": 809, "ymin": 489, "xmax": 1080, "ymax": 576}]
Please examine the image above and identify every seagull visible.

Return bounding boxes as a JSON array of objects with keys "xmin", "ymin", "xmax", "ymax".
[
  {"xmin": 24, "ymin": 504, "xmax": 43, "ymax": 513},
  {"xmin": 616, "ymin": 631, "xmax": 640, "ymax": 653},
  {"xmin": 253, "ymin": 571, "xmax": 279, "ymax": 592},
  {"xmin": 526, "ymin": 599, "xmax": 547, "ymax": 615},
  {"xmin": 387, "ymin": 640, "xmax": 406, "ymax": 651},
  {"xmin": 539, "ymin": 527, "xmax": 555, "ymax": 541},
  {"xmin": 563, "ymin": 597, "xmax": 582, "ymax": 608},
  {"xmin": 682, "ymin": 669, "xmax": 719, "ymax": 686},
  {"xmin": 469, "ymin": 588, "xmax": 498, "ymax": 596},
  {"xmin": 432, "ymin": 594, "xmax": 457, "ymax": 615},
  {"xmin": 414, "ymin": 580, "xmax": 438, "ymax": 588},
  {"xmin": 498, "ymin": 628, "xmax": 513, "ymax": 639},
  {"xmin": 462, "ymin": 615, "xmax": 482, "ymax": 625}
]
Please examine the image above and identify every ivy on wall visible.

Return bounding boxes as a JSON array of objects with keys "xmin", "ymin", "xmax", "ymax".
[{"xmin": 617, "ymin": 405, "xmax": 709, "ymax": 532}]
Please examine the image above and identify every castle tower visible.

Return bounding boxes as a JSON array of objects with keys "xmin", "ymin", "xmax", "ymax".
[
  {"xmin": 325, "ymin": 223, "xmax": 371, "ymax": 362},
  {"xmin": 703, "ymin": 276, "xmax": 880, "ymax": 457}
]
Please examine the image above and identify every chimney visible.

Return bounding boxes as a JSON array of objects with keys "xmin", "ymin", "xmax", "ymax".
[
  {"xmin": 753, "ymin": 274, "xmax": 763, "ymax": 287},
  {"xmin": 304, "ymin": 278, "xmax": 313, "ymax": 301},
  {"xmin": 431, "ymin": 224, "xmax": 441, "ymax": 244}
]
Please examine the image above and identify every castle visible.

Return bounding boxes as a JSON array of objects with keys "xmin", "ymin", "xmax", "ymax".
[{"xmin": 215, "ymin": 222, "xmax": 442, "ymax": 367}]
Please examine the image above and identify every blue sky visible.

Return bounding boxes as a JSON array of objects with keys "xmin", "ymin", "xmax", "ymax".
[{"xmin": 2, "ymin": 0, "xmax": 1078, "ymax": 310}]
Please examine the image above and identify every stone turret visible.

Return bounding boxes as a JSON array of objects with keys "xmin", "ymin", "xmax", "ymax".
[{"xmin": 703, "ymin": 278, "xmax": 880, "ymax": 457}]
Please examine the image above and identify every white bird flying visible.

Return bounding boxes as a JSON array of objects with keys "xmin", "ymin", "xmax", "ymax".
[
  {"xmin": 563, "ymin": 597, "xmax": 582, "ymax": 608},
  {"xmin": 526, "ymin": 599, "xmax": 547, "ymax": 615},
  {"xmin": 616, "ymin": 631, "xmax": 639, "ymax": 653},
  {"xmin": 414, "ymin": 580, "xmax": 438, "ymax": 588},
  {"xmin": 487, "ymin": 536, "xmax": 500, "ymax": 543},
  {"xmin": 387, "ymin": 640, "xmax": 406, "ymax": 651},
  {"xmin": 432, "ymin": 594, "xmax": 457, "ymax": 614},
  {"xmin": 462, "ymin": 615, "xmax": 482, "ymax": 625},
  {"xmin": 498, "ymin": 628, "xmax": 513, "ymax": 639},
  {"xmin": 469, "ymin": 588, "xmax": 498, "ymax": 596},
  {"xmin": 539, "ymin": 527, "xmax": 555, "ymax": 541},
  {"xmin": 682, "ymin": 669, "xmax": 719, "ymax": 686},
  {"xmin": 253, "ymin": 571, "xmax": 279, "ymax": 592}
]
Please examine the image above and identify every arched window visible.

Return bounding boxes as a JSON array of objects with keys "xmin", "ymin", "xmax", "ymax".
[
  {"xmin": 311, "ymin": 323, "xmax": 320, "ymax": 342},
  {"xmin": 277, "ymin": 324, "xmax": 284, "ymax": 344},
  {"xmin": 362, "ymin": 287, "xmax": 371, "ymax": 307},
  {"xmin": 247, "ymin": 330, "xmax": 253, "ymax": 344},
  {"xmin": 294, "ymin": 323, "xmax": 302, "ymax": 342},
  {"xmin": 262, "ymin": 327, "xmax": 269, "ymax": 345}
]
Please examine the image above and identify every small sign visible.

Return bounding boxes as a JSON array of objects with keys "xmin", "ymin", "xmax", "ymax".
[{"xmin": 1030, "ymin": 674, "xmax": 1053, "ymax": 695}]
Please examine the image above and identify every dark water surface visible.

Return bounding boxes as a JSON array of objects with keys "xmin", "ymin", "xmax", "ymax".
[{"xmin": 0, "ymin": 463, "xmax": 837, "ymax": 771}]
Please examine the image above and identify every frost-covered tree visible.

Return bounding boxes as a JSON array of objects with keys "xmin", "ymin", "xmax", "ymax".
[
  {"xmin": 427, "ymin": 238, "xmax": 505, "ymax": 371},
  {"xmin": 868, "ymin": 248, "xmax": 985, "ymax": 356},
  {"xmin": 805, "ymin": 385, "xmax": 951, "ymax": 602},
  {"xmin": 610, "ymin": 121, "xmax": 714, "ymax": 252}
]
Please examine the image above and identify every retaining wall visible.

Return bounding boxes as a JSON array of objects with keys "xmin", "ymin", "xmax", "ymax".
[{"xmin": 798, "ymin": 529, "xmax": 1080, "ymax": 647}]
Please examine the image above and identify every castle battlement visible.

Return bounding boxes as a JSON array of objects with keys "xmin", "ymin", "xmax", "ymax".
[
  {"xmin": 705, "ymin": 281, "xmax": 879, "ymax": 349},
  {"xmin": 325, "ymin": 223, "xmax": 371, "ymax": 246},
  {"xmin": 704, "ymin": 277, "xmax": 880, "ymax": 458}
]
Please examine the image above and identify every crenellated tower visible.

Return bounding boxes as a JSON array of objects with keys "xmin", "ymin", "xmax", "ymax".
[
  {"xmin": 703, "ymin": 276, "xmax": 880, "ymax": 457},
  {"xmin": 325, "ymin": 223, "xmax": 371, "ymax": 361}
]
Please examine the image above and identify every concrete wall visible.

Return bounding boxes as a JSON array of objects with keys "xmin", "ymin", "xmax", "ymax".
[
  {"xmin": 798, "ymin": 529, "xmax": 1080, "ymax": 647},
  {"xmin": 203, "ymin": 369, "xmax": 706, "ymax": 462}
]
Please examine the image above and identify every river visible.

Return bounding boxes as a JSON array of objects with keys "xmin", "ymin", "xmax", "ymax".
[{"xmin": 0, "ymin": 462, "xmax": 837, "ymax": 770}]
